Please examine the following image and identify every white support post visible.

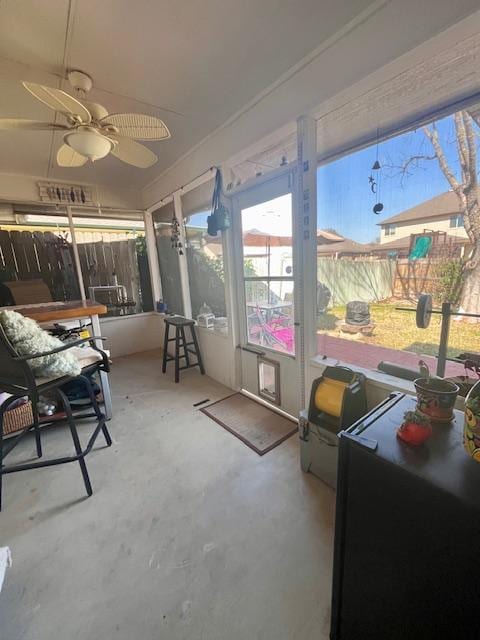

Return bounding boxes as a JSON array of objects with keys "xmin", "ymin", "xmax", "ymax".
[
  {"xmin": 296, "ymin": 115, "xmax": 318, "ymax": 408},
  {"xmin": 173, "ymin": 191, "xmax": 192, "ymax": 319},
  {"xmin": 143, "ymin": 210, "xmax": 162, "ymax": 305},
  {"xmin": 66, "ymin": 205, "xmax": 86, "ymax": 302}
]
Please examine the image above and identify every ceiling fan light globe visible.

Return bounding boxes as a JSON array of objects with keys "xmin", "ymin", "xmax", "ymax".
[{"xmin": 65, "ymin": 129, "xmax": 113, "ymax": 161}]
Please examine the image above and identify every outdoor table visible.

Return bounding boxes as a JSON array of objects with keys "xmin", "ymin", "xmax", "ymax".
[{"xmin": 247, "ymin": 300, "xmax": 292, "ymax": 323}]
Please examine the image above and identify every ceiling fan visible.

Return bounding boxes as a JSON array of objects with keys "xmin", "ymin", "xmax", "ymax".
[{"xmin": 0, "ymin": 70, "xmax": 170, "ymax": 168}]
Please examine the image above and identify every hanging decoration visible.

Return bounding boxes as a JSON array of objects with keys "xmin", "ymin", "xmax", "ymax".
[
  {"xmin": 207, "ymin": 168, "xmax": 230, "ymax": 236},
  {"xmin": 171, "ymin": 215, "xmax": 183, "ymax": 255},
  {"xmin": 369, "ymin": 132, "xmax": 384, "ymax": 215}
]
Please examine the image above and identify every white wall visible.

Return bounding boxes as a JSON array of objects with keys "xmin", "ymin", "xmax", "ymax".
[
  {"xmin": 380, "ymin": 217, "xmax": 469, "ymax": 243},
  {"xmin": 100, "ymin": 312, "xmax": 163, "ymax": 359},
  {"xmin": 153, "ymin": 314, "xmax": 237, "ymax": 389},
  {"xmin": 0, "ymin": 172, "xmax": 143, "ymax": 210}
]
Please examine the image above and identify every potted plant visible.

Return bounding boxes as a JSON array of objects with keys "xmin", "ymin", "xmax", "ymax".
[
  {"xmin": 397, "ymin": 409, "xmax": 433, "ymax": 446},
  {"xmin": 464, "ymin": 382, "xmax": 480, "ymax": 461}
]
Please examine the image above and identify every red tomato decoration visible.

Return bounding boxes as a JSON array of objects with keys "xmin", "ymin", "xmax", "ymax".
[{"xmin": 397, "ymin": 410, "xmax": 433, "ymax": 446}]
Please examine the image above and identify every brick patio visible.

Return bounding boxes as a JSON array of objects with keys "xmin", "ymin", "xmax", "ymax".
[{"xmin": 317, "ymin": 334, "xmax": 466, "ymax": 378}]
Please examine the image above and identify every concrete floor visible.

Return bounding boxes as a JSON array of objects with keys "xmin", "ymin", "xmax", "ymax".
[{"xmin": 0, "ymin": 350, "xmax": 335, "ymax": 640}]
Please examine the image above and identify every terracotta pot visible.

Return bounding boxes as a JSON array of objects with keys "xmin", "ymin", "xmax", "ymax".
[
  {"xmin": 414, "ymin": 377, "xmax": 459, "ymax": 423},
  {"xmin": 397, "ymin": 421, "xmax": 433, "ymax": 446}
]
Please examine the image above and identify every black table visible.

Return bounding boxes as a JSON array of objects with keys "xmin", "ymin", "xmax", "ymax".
[{"xmin": 331, "ymin": 392, "xmax": 480, "ymax": 640}]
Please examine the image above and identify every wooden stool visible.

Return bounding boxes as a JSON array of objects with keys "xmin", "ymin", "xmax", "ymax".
[{"xmin": 162, "ymin": 316, "xmax": 205, "ymax": 383}]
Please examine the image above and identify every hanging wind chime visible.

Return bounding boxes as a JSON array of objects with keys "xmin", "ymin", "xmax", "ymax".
[
  {"xmin": 171, "ymin": 215, "xmax": 184, "ymax": 255},
  {"xmin": 369, "ymin": 132, "xmax": 384, "ymax": 215}
]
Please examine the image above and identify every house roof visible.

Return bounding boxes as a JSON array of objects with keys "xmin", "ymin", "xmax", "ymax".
[
  {"xmin": 317, "ymin": 238, "xmax": 371, "ymax": 255},
  {"xmin": 369, "ymin": 234, "xmax": 467, "ymax": 252},
  {"xmin": 378, "ymin": 191, "xmax": 459, "ymax": 226},
  {"xmin": 317, "ymin": 229, "xmax": 345, "ymax": 243}
]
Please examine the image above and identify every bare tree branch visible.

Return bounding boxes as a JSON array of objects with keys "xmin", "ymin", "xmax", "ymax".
[
  {"xmin": 383, "ymin": 153, "xmax": 436, "ymax": 187},
  {"xmin": 463, "ymin": 111, "xmax": 478, "ymax": 192},
  {"xmin": 454, "ymin": 112, "xmax": 470, "ymax": 188},
  {"xmin": 422, "ymin": 124, "xmax": 462, "ymax": 196}
]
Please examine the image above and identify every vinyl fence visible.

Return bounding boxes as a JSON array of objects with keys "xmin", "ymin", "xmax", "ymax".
[{"xmin": 317, "ymin": 258, "xmax": 395, "ymax": 306}]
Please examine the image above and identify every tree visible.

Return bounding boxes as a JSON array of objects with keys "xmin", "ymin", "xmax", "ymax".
[
  {"xmin": 423, "ymin": 111, "xmax": 480, "ymax": 315},
  {"xmin": 394, "ymin": 110, "xmax": 480, "ymax": 315}
]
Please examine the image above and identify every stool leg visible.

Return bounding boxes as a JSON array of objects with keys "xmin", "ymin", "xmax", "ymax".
[
  {"xmin": 162, "ymin": 322, "xmax": 169, "ymax": 373},
  {"xmin": 190, "ymin": 325, "xmax": 205, "ymax": 375},
  {"xmin": 180, "ymin": 326, "xmax": 190, "ymax": 367},
  {"xmin": 174, "ymin": 327, "xmax": 180, "ymax": 383}
]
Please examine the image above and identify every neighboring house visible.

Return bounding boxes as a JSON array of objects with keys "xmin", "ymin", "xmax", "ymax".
[{"xmin": 377, "ymin": 191, "xmax": 468, "ymax": 244}]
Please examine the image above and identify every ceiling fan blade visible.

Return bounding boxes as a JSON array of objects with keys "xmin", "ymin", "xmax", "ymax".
[
  {"xmin": 109, "ymin": 135, "xmax": 157, "ymax": 168},
  {"xmin": 0, "ymin": 118, "xmax": 70, "ymax": 131},
  {"xmin": 56, "ymin": 144, "xmax": 88, "ymax": 168},
  {"xmin": 101, "ymin": 113, "xmax": 170, "ymax": 140},
  {"xmin": 23, "ymin": 82, "xmax": 91, "ymax": 123}
]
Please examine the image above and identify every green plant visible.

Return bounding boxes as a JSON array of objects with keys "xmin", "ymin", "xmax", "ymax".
[
  {"xmin": 402, "ymin": 409, "xmax": 431, "ymax": 427},
  {"xmin": 135, "ymin": 234, "xmax": 147, "ymax": 256},
  {"xmin": 433, "ymin": 258, "xmax": 464, "ymax": 306}
]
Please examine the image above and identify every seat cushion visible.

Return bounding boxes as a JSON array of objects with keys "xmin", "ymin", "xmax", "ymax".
[
  {"xmin": 69, "ymin": 346, "xmax": 104, "ymax": 368},
  {"xmin": 0, "ymin": 310, "xmax": 81, "ymax": 378}
]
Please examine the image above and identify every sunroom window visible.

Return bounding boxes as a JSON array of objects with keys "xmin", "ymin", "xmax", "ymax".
[
  {"xmin": 182, "ymin": 179, "xmax": 227, "ymax": 321},
  {"xmin": 153, "ymin": 202, "xmax": 184, "ymax": 315},
  {"xmin": 316, "ymin": 105, "xmax": 480, "ymax": 377}
]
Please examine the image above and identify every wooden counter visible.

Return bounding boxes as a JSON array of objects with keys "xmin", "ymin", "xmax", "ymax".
[{"xmin": 0, "ymin": 300, "xmax": 107, "ymax": 323}]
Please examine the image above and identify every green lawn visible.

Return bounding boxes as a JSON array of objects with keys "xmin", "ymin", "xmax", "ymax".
[{"xmin": 317, "ymin": 302, "xmax": 480, "ymax": 359}]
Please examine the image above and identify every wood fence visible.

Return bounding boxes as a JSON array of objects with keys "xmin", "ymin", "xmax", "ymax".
[
  {"xmin": 77, "ymin": 237, "xmax": 143, "ymax": 313},
  {"xmin": 393, "ymin": 258, "xmax": 446, "ymax": 300},
  {"xmin": 0, "ymin": 229, "xmax": 152, "ymax": 313},
  {"xmin": 0, "ymin": 229, "xmax": 79, "ymax": 301}
]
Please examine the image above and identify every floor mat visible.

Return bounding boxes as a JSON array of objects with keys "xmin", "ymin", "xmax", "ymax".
[{"xmin": 201, "ymin": 393, "xmax": 297, "ymax": 455}]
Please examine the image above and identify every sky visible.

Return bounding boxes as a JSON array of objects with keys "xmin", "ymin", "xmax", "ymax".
[
  {"xmin": 317, "ymin": 113, "xmax": 464, "ymax": 243},
  {"xmin": 187, "ymin": 112, "xmax": 473, "ymax": 243}
]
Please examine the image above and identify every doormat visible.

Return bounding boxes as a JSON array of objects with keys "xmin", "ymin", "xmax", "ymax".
[{"xmin": 201, "ymin": 393, "xmax": 297, "ymax": 455}]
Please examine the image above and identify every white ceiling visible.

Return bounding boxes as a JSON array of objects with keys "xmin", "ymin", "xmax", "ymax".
[{"xmin": 0, "ymin": 0, "xmax": 374, "ymax": 190}]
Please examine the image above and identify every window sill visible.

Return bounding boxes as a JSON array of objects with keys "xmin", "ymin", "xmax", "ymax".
[
  {"xmin": 310, "ymin": 354, "xmax": 416, "ymax": 395},
  {"xmin": 155, "ymin": 313, "xmax": 230, "ymax": 339},
  {"xmin": 100, "ymin": 311, "xmax": 158, "ymax": 324}
]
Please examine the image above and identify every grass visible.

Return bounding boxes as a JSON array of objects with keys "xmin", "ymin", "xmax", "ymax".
[{"xmin": 317, "ymin": 302, "xmax": 480, "ymax": 359}]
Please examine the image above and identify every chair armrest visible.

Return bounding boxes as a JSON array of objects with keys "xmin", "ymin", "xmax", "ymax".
[{"xmin": 14, "ymin": 336, "xmax": 106, "ymax": 361}]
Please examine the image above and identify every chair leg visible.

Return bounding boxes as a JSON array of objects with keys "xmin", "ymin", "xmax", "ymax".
[
  {"xmin": 31, "ymin": 397, "xmax": 43, "ymax": 459},
  {"xmin": 162, "ymin": 322, "xmax": 169, "ymax": 373},
  {"xmin": 56, "ymin": 389, "xmax": 93, "ymax": 497},
  {"xmin": 78, "ymin": 374, "xmax": 112, "ymax": 447},
  {"xmin": 174, "ymin": 327, "xmax": 180, "ymax": 383},
  {"xmin": 190, "ymin": 325, "xmax": 205, "ymax": 375}
]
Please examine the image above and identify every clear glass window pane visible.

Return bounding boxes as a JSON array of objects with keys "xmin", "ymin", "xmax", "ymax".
[
  {"xmin": 316, "ymin": 107, "xmax": 480, "ymax": 377},
  {"xmin": 241, "ymin": 194, "xmax": 293, "ymax": 278},
  {"xmin": 246, "ymin": 279, "xmax": 295, "ymax": 355},
  {"xmin": 153, "ymin": 201, "xmax": 183, "ymax": 316},
  {"xmin": 185, "ymin": 214, "xmax": 227, "ymax": 320}
]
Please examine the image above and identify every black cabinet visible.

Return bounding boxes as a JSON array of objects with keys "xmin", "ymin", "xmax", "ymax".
[{"xmin": 331, "ymin": 393, "xmax": 480, "ymax": 640}]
